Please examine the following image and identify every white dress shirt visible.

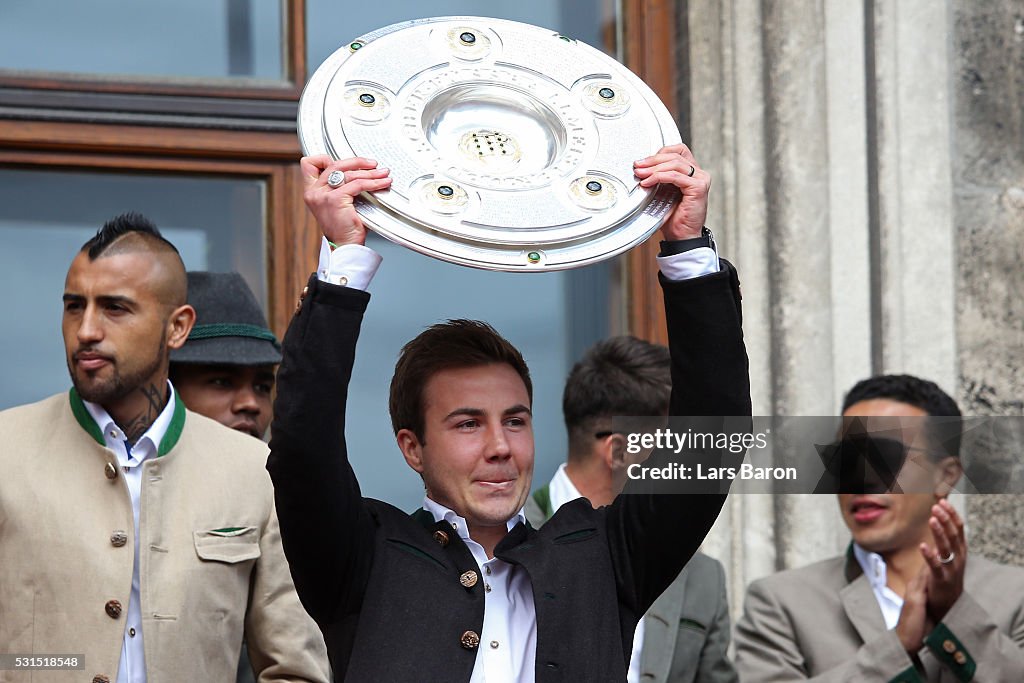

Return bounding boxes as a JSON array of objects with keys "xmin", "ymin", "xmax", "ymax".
[
  {"xmin": 422, "ymin": 497, "xmax": 537, "ymax": 683},
  {"xmin": 852, "ymin": 543, "xmax": 905, "ymax": 630},
  {"xmin": 83, "ymin": 382, "xmax": 177, "ymax": 683},
  {"xmin": 546, "ymin": 464, "xmax": 647, "ymax": 683}
]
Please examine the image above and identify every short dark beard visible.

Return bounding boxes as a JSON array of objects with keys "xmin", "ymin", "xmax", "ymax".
[
  {"xmin": 71, "ymin": 342, "xmax": 162, "ymax": 405},
  {"xmin": 70, "ymin": 329, "xmax": 169, "ymax": 442}
]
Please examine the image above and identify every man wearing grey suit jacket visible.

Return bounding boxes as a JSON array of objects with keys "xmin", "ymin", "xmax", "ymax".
[
  {"xmin": 525, "ymin": 335, "xmax": 737, "ymax": 683},
  {"xmin": 734, "ymin": 374, "xmax": 1024, "ymax": 682}
]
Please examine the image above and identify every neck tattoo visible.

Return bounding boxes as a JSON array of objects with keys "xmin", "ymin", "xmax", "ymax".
[{"xmin": 122, "ymin": 382, "xmax": 167, "ymax": 445}]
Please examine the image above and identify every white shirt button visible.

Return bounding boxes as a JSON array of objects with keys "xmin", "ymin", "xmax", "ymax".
[
  {"xmin": 490, "ymin": 640, "xmax": 499, "ymax": 649},
  {"xmin": 338, "ymin": 276, "xmax": 349, "ymax": 286}
]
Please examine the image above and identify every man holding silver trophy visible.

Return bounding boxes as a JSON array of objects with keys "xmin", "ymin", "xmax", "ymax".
[
  {"xmin": 266, "ymin": 142, "xmax": 750, "ymax": 682},
  {"xmin": 268, "ymin": 15, "xmax": 750, "ymax": 682}
]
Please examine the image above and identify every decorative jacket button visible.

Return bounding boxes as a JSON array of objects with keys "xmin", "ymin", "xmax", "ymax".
[
  {"xmin": 105, "ymin": 600, "xmax": 122, "ymax": 618},
  {"xmin": 953, "ymin": 651, "xmax": 967, "ymax": 665},
  {"xmin": 460, "ymin": 570, "xmax": 478, "ymax": 588},
  {"xmin": 110, "ymin": 530, "xmax": 128, "ymax": 547},
  {"xmin": 460, "ymin": 630, "xmax": 480, "ymax": 649},
  {"xmin": 433, "ymin": 530, "xmax": 450, "ymax": 547},
  {"xmin": 942, "ymin": 639, "xmax": 956, "ymax": 653},
  {"xmin": 92, "ymin": 676, "xmax": 110, "ymax": 683},
  {"xmin": 104, "ymin": 462, "xmax": 118, "ymax": 480}
]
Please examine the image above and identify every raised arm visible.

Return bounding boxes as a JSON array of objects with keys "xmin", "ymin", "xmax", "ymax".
[
  {"xmin": 266, "ymin": 156, "xmax": 391, "ymax": 627},
  {"xmin": 607, "ymin": 144, "xmax": 751, "ymax": 615}
]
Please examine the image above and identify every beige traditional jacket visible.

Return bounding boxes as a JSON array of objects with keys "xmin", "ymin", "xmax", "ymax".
[
  {"xmin": 734, "ymin": 548, "xmax": 1024, "ymax": 682},
  {"xmin": 0, "ymin": 391, "xmax": 329, "ymax": 683}
]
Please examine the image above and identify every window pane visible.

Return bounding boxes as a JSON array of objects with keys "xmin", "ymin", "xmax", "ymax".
[
  {"xmin": 0, "ymin": 0, "xmax": 285, "ymax": 82},
  {"xmin": 307, "ymin": 0, "xmax": 617, "ymax": 70},
  {"xmin": 0, "ymin": 168, "xmax": 266, "ymax": 410}
]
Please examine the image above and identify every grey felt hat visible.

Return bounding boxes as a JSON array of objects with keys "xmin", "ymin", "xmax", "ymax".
[{"xmin": 170, "ymin": 271, "xmax": 282, "ymax": 366}]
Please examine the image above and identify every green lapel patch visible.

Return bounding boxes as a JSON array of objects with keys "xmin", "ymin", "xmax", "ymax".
[{"xmin": 679, "ymin": 617, "xmax": 707, "ymax": 632}]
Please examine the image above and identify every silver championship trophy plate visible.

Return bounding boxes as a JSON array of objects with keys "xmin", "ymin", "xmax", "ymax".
[{"xmin": 299, "ymin": 16, "xmax": 682, "ymax": 271}]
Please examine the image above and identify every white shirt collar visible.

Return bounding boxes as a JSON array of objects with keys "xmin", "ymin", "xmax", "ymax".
[
  {"xmin": 421, "ymin": 496, "xmax": 527, "ymax": 543},
  {"xmin": 547, "ymin": 462, "xmax": 584, "ymax": 514},
  {"xmin": 852, "ymin": 542, "xmax": 888, "ymax": 590},
  {"xmin": 852, "ymin": 542, "xmax": 904, "ymax": 630},
  {"xmin": 82, "ymin": 380, "xmax": 177, "ymax": 465}
]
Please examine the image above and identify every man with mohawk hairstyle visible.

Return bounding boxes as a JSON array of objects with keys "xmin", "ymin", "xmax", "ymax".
[{"xmin": 0, "ymin": 212, "xmax": 328, "ymax": 683}]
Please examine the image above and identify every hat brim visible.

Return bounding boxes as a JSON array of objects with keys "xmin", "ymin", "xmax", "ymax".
[{"xmin": 170, "ymin": 336, "xmax": 282, "ymax": 366}]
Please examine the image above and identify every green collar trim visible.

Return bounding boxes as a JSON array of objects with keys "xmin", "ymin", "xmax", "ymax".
[
  {"xmin": 69, "ymin": 387, "xmax": 105, "ymax": 446},
  {"xmin": 157, "ymin": 393, "xmax": 186, "ymax": 456},
  {"xmin": 188, "ymin": 323, "xmax": 281, "ymax": 349},
  {"xmin": 68, "ymin": 386, "xmax": 186, "ymax": 457},
  {"xmin": 532, "ymin": 485, "xmax": 553, "ymax": 521}
]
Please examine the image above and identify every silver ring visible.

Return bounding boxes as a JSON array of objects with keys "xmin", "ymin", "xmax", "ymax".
[
  {"xmin": 326, "ymin": 170, "xmax": 344, "ymax": 187},
  {"xmin": 939, "ymin": 551, "xmax": 955, "ymax": 565},
  {"xmin": 687, "ymin": 164, "xmax": 696, "ymax": 177}
]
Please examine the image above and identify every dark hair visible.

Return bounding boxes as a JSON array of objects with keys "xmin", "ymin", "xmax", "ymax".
[
  {"xmin": 389, "ymin": 319, "xmax": 532, "ymax": 443},
  {"xmin": 842, "ymin": 374, "xmax": 962, "ymax": 459},
  {"xmin": 563, "ymin": 336, "xmax": 671, "ymax": 452},
  {"xmin": 81, "ymin": 211, "xmax": 179, "ymax": 260}
]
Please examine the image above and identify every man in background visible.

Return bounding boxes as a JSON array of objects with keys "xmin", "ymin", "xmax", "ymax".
[
  {"xmin": 170, "ymin": 271, "xmax": 281, "ymax": 440},
  {"xmin": 526, "ymin": 335, "xmax": 737, "ymax": 683},
  {"xmin": 734, "ymin": 374, "xmax": 1024, "ymax": 681},
  {"xmin": 0, "ymin": 213, "xmax": 328, "ymax": 683}
]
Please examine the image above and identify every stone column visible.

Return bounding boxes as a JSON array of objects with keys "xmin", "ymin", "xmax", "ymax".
[
  {"xmin": 674, "ymin": 0, "xmax": 1014, "ymax": 625},
  {"xmin": 953, "ymin": 0, "xmax": 1024, "ymax": 567}
]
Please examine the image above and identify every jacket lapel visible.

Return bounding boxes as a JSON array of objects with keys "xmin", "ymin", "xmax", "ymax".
[
  {"xmin": 494, "ymin": 519, "xmax": 534, "ymax": 558},
  {"xmin": 840, "ymin": 548, "xmax": 887, "ymax": 644},
  {"xmin": 410, "ymin": 507, "xmax": 435, "ymax": 529},
  {"xmin": 404, "ymin": 508, "xmax": 479, "ymax": 575}
]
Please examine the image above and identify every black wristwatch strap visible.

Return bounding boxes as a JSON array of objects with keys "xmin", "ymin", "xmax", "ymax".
[{"xmin": 659, "ymin": 226, "xmax": 716, "ymax": 256}]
